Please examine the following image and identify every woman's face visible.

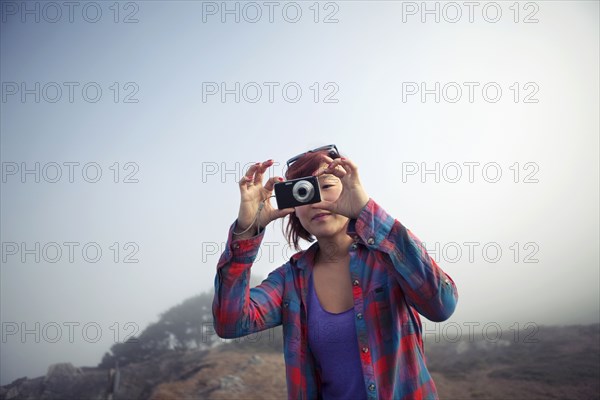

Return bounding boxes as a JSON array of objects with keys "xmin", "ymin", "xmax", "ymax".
[{"xmin": 294, "ymin": 165, "xmax": 349, "ymax": 240}]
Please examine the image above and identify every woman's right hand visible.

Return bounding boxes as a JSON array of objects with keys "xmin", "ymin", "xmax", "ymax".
[{"xmin": 235, "ymin": 159, "xmax": 294, "ymax": 238}]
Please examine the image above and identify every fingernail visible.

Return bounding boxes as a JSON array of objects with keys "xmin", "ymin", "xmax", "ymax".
[
  {"xmin": 278, "ymin": 177, "xmax": 284, "ymax": 181},
  {"xmin": 341, "ymin": 158, "xmax": 346, "ymax": 160}
]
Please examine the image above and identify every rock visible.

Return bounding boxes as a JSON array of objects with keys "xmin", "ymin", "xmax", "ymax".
[
  {"xmin": 219, "ymin": 375, "xmax": 244, "ymax": 391},
  {"xmin": 4, "ymin": 386, "xmax": 19, "ymax": 400},
  {"xmin": 248, "ymin": 355, "xmax": 263, "ymax": 365},
  {"xmin": 1, "ymin": 377, "xmax": 27, "ymax": 400},
  {"xmin": 0, "ymin": 376, "xmax": 45, "ymax": 400},
  {"xmin": 43, "ymin": 363, "xmax": 83, "ymax": 395},
  {"xmin": 44, "ymin": 363, "xmax": 82, "ymax": 383}
]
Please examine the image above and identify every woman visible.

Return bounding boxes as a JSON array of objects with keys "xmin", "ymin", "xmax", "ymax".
[{"xmin": 212, "ymin": 145, "xmax": 458, "ymax": 399}]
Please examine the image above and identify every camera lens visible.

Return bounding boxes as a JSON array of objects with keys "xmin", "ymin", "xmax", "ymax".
[{"xmin": 292, "ymin": 180, "xmax": 315, "ymax": 203}]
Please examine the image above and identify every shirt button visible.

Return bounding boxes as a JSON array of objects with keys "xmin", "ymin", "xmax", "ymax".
[
  {"xmin": 233, "ymin": 243, "xmax": 240, "ymax": 249},
  {"xmin": 368, "ymin": 383, "xmax": 376, "ymax": 391},
  {"xmin": 367, "ymin": 237, "xmax": 375, "ymax": 245},
  {"xmin": 350, "ymin": 243, "xmax": 358, "ymax": 250},
  {"xmin": 356, "ymin": 313, "xmax": 363, "ymax": 320},
  {"xmin": 353, "ymin": 279, "xmax": 360, "ymax": 286},
  {"xmin": 362, "ymin": 347, "xmax": 369, "ymax": 353}
]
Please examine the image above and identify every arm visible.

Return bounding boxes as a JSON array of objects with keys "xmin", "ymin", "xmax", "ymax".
[
  {"xmin": 313, "ymin": 156, "xmax": 457, "ymax": 321},
  {"xmin": 314, "ymin": 157, "xmax": 457, "ymax": 321},
  {"xmin": 212, "ymin": 160, "xmax": 294, "ymax": 338},
  {"xmin": 212, "ymin": 221, "xmax": 287, "ymax": 338},
  {"xmin": 350, "ymin": 198, "xmax": 458, "ymax": 322}
]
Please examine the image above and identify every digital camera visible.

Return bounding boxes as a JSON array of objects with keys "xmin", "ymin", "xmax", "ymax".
[{"xmin": 274, "ymin": 176, "xmax": 321, "ymax": 209}]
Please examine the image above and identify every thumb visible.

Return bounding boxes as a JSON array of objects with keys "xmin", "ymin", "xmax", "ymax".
[
  {"xmin": 274, "ymin": 208, "xmax": 295, "ymax": 219},
  {"xmin": 312, "ymin": 200, "xmax": 335, "ymax": 212}
]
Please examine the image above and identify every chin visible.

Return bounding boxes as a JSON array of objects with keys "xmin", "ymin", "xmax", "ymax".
[
  {"xmin": 310, "ymin": 223, "xmax": 348, "ymax": 240},
  {"xmin": 311, "ymin": 229, "xmax": 336, "ymax": 240}
]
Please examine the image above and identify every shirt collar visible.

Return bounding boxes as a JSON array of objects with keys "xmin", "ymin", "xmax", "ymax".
[
  {"xmin": 346, "ymin": 218, "xmax": 358, "ymax": 236},
  {"xmin": 291, "ymin": 240, "xmax": 320, "ymax": 270}
]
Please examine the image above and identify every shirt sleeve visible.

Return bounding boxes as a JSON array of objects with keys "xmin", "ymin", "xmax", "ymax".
[
  {"xmin": 349, "ymin": 198, "xmax": 458, "ymax": 322},
  {"xmin": 212, "ymin": 220, "xmax": 286, "ymax": 338}
]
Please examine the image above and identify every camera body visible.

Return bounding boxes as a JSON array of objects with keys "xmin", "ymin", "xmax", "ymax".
[{"xmin": 274, "ymin": 176, "xmax": 321, "ymax": 209}]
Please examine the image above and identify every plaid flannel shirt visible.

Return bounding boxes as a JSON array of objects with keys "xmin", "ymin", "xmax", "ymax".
[{"xmin": 213, "ymin": 198, "xmax": 458, "ymax": 399}]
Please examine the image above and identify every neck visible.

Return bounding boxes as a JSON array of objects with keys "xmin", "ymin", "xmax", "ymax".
[{"xmin": 315, "ymin": 233, "xmax": 353, "ymax": 264}]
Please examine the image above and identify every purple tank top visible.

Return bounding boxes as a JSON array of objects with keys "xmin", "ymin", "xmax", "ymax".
[{"xmin": 307, "ymin": 273, "xmax": 367, "ymax": 400}]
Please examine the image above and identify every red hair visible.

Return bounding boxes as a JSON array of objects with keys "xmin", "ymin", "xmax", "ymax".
[{"xmin": 283, "ymin": 149, "xmax": 341, "ymax": 251}]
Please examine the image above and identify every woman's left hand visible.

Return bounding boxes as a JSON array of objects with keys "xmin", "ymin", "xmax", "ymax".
[{"xmin": 313, "ymin": 156, "xmax": 370, "ymax": 219}]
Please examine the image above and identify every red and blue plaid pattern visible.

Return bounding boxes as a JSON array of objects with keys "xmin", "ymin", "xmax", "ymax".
[{"xmin": 213, "ymin": 198, "xmax": 458, "ymax": 399}]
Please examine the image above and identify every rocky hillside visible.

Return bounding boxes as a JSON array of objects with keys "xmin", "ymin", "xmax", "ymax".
[
  {"xmin": 1, "ymin": 287, "xmax": 598, "ymax": 400},
  {"xmin": 0, "ymin": 348, "xmax": 287, "ymax": 400}
]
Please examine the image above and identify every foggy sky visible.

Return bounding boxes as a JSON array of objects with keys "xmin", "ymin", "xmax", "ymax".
[{"xmin": 1, "ymin": 0, "xmax": 598, "ymax": 385}]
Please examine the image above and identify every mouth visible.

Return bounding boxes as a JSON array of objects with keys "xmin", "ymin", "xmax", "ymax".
[{"xmin": 311, "ymin": 213, "xmax": 331, "ymax": 221}]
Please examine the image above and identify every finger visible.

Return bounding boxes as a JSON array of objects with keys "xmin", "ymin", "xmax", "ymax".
[
  {"xmin": 238, "ymin": 174, "xmax": 257, "ymax": 192},
  {"xmin": 264, "ymin": 176, "xmax": 284, "ymax": 191},
  {"xmin": 273, "ymin": 208, "xmax": 295, "ymax": 219},
  {"xmin": 323, "ymin": 161, "xmax": 347, "ymax": 179},
  {"xmin": 337, "ymin": 157, "xmax": 357, "ymax": 175},
  {"xmin": 243, "ymin": 163, "xmax": 259, "ymax": 182},
  {"xmin": 310, "ymin": 154, "xmax": 336, "ymax": 176},
  {"xmin": 320, "ymin": 155, "xmax": 353, "ymax": 172},
  {"xmin": 254, "ymin": 159, "xmax": 274, "ymax": 185},
  {"xmin": 320, "ymin": 154, "xmax": 335, "ymax": 164},
  {"xmin": 313, "ymin": 158, "xmax": 344, "ymax": 177},
  {"xmin": 238, "ymin": 175, "xmax": 251, "ymax": 188},
  {"xmin": 312, "ymin": 164, "xmax": 328, "ymax": 176},
  {"xmin": 311, "ymin": 200, "xmax": 336, "ymax": 212}
]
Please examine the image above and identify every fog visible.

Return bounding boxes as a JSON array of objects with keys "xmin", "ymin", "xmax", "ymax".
[{"xmin": 1, "ymin": 0, "xmax": 598, "ymax": 386}]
